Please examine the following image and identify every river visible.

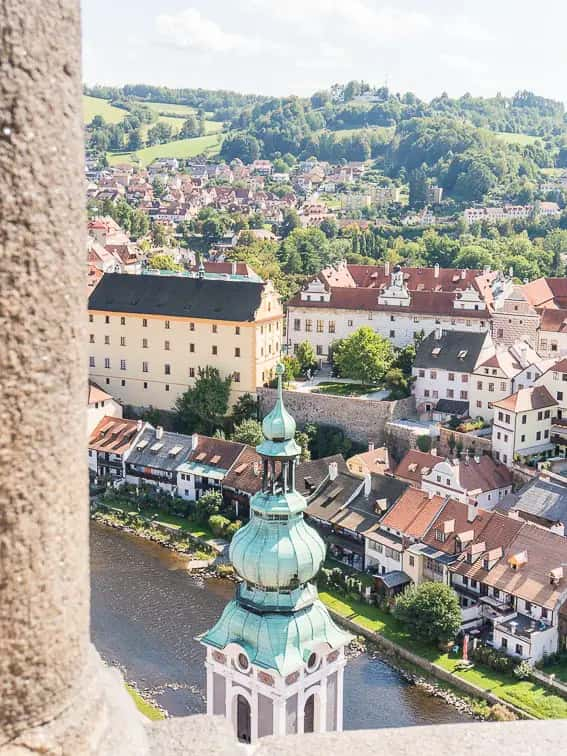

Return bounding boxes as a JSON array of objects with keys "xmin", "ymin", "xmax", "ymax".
[{"xmin": 90, "ymin": 522, "xmax": 472, "ymax": 730}]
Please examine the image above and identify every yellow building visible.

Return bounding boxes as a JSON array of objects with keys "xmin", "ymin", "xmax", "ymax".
[{"xmin": 88, "ymin": 272, "xmax": 283, "ymax": 411}]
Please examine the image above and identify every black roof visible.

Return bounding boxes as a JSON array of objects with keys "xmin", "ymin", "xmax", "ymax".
[
  {"xmin": 435, "ymin": 398, "xmax": 470, "ymax": 416},
  {"xmin": 414, "ymin": 330, "xmax": 488, "ymax": 373},
  {"xmin": 512, "ymin": 476, "xmax": 567, "ymax": 526},
  {"xmin": 88, "ymin": 273, "xmax": 265, "ymax": 322}
]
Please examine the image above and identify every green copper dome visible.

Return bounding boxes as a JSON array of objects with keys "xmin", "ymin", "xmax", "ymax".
[
  {"xmin": 258, "ymin": 363, "xmax": 299, "ymax": 456},
  {"xmin": 229, "ymin": 514, "xmax": 325, "ymax": 589},
  {"xmin": 199, "ymin": 599, "xmax": 351, "ymax": 677}
]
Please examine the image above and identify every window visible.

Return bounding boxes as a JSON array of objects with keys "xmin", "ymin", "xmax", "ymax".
[
  {"xmin": 446, "ymin": 389, "xmax": 454, "ymax": 399},
  {"xmin": 104, "ymin": 358, "xmax": 110, "ymax": 369},
  {"xmin": 212, "ymin": 346, "xmax": 218, "ymax": 355},
  {"xmin": 409, "ymin": 556, "xmax": 415, "ymax": 567},
  {"xmin": 143, "ymin": 318, "xmax": 148, "ymax": 327},
  {"xmin": 418, "ymin": 369, "xmax": 425, "ymax": 378},
  {"xmin": 558, "ymin": 392, "xmax": 564, "ymax": 401},
  {"xmin": 142, "ymin": 338, "xmax": 148, "ymax": 348},
  {"xmin": 89, "ymin": 356, "xmax": 95, "ymax": 368},
  {"xmin": 538, "ymin": 411, "xmax": 543, "ymax": 421},
  {"xmin": 165, "ymin": 384, "xmax": 170, "ymax": 392},
  {"xmin": 104, "ymin": 335, "xmax": 110, "ymax": 345},
  {"xmin": 348, "ymin": 319, "xmax": 353, "ymax": 327},
  {"xmin": 235, "ymin": 326, "xmax": 240, "ymax": 335},
  {"xmin": 551, "ymin": 342, "xmax": 558, "ymax": 352},
  {"xmin": 448, "ymin": 372, "xmax": 455, "ymax": 382},
  {"xmin": 544, "ymin": 429, "xmax": 549, "ymax": 438},
  {"xmin": 165, "ymin": 320, "xmax": 170, "ymax": 330},
  {"xmin": 540, "ymin": 340, "xmax": 548, "ymax": 351},
  {"xmin": 515, "ymin": 644, "xmax": 523, "ymax": 656},
  {"xmin": 189, "ymin": 367, "xmax": 195, "ymax": 378},
  {"xmin": 389, "ymin": 330, "xmax": 395, "ymax": 338},
  {"xmin": 328, "ymin": 321, "xmax": 335, "ymax": 334},
  {"xmin": 89, "ymin": 314, "xmax": 94, "ymax": 323},
  {"xmin": 212, "ymin": 324, "xmax": 217, "ymax": 334},
  {"xmin": 294, "ymin": 319, "xmax": 301, "ymax": 331},
  {"xmin": 488, "ymin": 383, "xmax": 494, "ymax": 393},
  {"xmin": 505, "ymin": 414, "xmax": 510, "ymax": 424},
  {"xmin": 501, "ymin": 637, "xmax": 508, "ymax": 650},
  {"xmin": 545, "ymin": 409, "xmax": 551, "ymax": 419},
  {"xmin": 432, "ymin": 390, "xmax": 438, "ymax": 399},
  {"xmin": 430, "ymin": 370, "xmax": 437, "ymax": 380},
  {"xmin": 164, "ymin": 364, "xmax": 171, "ymax": 375},
  {"xmin": 120, "ymin": 316, "xmax": 125, "ymax": 325},
  {"xmin": 233, "ymin": 371, "xmax": 240, "ymax": 383},
  {"xmin": 105, "ymin": 316, "xmax": 110, "ymax": 324},
  {"xmin": 462, "ymin": 374, "xmax": 468, "ymax": 383},
  {"xmin": 471, "ymin": 580, "xmax": 477, "ymax": 589},
  {"xmin": 477, "ymin": 381, "xmax": 483, "ymax": 390},
  {"xmin": 121, "ymin": 379, "xmax": 126, "ymax": 387},
  {"xmin": 316, "ymin": 320, "xmax": 324, "ymax": 333},
  {"xmin": 120, "ymin": 359, "xmax": 126, "ymax": 371},
  {"xmin": 424, "ymin": 389, "xmax": 430, "ymax": 398},
  {"xmin": 105, "ymin": 378, "xmax": 110, "ymax": 385},
  {"xmin": 542, "ymin": 608, "xmax": 548, "ymax": 619},
  {"xmin": 143, "ymin": 382, "xmax": 148, "ymax": 389},
  {"xmin": 521, "ymin": 415, "xmax": 527, "ymax": 425},
  {"xmin": 142, "ymin": 362, "xmax": 148, "ymax": 373},
  {"xmin": 500, "ymin": 382, "xmax": 506, "ymax": 392},
  {"xmin": 316, "ymin": 345, "xmax": 323, "ymax": 356},
  {"xmin": 536, "ymin": 431, "xmax": 541, "ymax": 441},
  {"xmin": 476, "ymin": 400, "xmax": 482, "ymax": 408},
  {"xmin": 521, "ymin": 434, "xmax": 526, "ymax": 442},
  {"xmin": 525, "ymin": 601, "xmax": 532, "ymax": 613},
  {"xmin": 234, "ymin": 347, "xmax": 240, "ymax": 357},
  {"xmin": 460, "ymin": 390, "xmax": 468, "ymax": 400},
  {"xmin": 120, "ymin": 336, "xmax": 126, "ymax": 347},
  {"xmin": 493, "ymin": 589, "xmax": 500, "ymax": 599},
  {"xmin": 305, "ymin": 320, "xmax": 312, "ymax": 332},
  {"xmin": 89, "ymin": 334, "xmax": 95, "ymax": 344},
  {"xmin": 462, "ymin": 576, "xmax": 469, "ymax": 586},
  {"xmin": 189, "ymin": 343, "xmax": 194, "ymax": 353},
  {"xmin": 189, "ymin": 322, "xmax": 195, "ymax": 331}
]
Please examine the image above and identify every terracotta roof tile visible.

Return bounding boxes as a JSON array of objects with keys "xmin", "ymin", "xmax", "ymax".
[{"xmin": 377, "ymin": 487, "xmax": 446, "ymax": 539}]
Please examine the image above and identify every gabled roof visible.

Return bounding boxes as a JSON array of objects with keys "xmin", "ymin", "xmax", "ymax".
[
  {"xmin": 422, "ymin": 498, "xmax": 488, "ymax": 556},
  {"xmin": 539, "ymin": 308, "xmax": 567, "ymax": 334},
  {"xmin": 492, "ymin": 385, "xmax": 557, "ymax": 413},
  {"xmin": 511, "ymin": 475, "xmax": 567, "ymax": 527},
  {"xmin": 89, "ymin": 416, "xmax": 140, "ymax": 456},
  {"xmin": 125, "ymin": 428, "xmax": 193, "ymax": 472},
  {"xmin": 221, "ymin": 445, "xmax": 263, "ymax": 496},
  {"xmin": 332, "ymin": 474, "xmax": 408, "ymax": 533},
  {"xmin": 373, "ymin": 487, "xmax": 446, "ymax": 539},
  {"xmin": 89, "ymin": 273, "xmax": 268, "ymax": 322},
  {"xmin": 88, "ymin": 381, "xmax": 113, "ymax": 405},
  {"xmin": 186, "ymin": 435, "xmax": 245, "ymax": 473},
  {"xmin": 347, "ymin": 446, "xmax": 391, "ymax": 476},
  {"xmin": 394, "ymin": 450, "xmax": 444, "ymax": 485},
  {"xmin": 457, "ymin": 455, "xmax": 513, "ymax": 493},
  {"xmin": 415, "ymin": 330, "xmax": 490, "ymax": 373}
]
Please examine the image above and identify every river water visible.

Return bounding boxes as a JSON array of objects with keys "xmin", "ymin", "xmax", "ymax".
[{"xmin": 90, "ymin": 523, "xmax": 472, "ymax": 730}]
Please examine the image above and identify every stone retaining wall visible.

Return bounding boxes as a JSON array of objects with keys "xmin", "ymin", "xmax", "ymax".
[
  {"xmin": 257, "ymin": 388, "xmax": 416, "ymax": 446},
  {"xmin": 438, "ymin": 427, "xmax": 492, "ymax": 457}
]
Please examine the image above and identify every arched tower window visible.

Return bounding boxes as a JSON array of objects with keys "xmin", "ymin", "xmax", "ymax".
[
  {"xmin": 237, "ymin": 694, "xmax": 251, "ymax": 743},
  {"xmin": 304, "ymin": 694, "xmax": 315, "ymax": 734}
]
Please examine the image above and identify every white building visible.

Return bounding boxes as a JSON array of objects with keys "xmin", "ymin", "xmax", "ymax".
[
  {"xmin": 491, "ymin": 386, "xmax": 557, "ymax": 467},
  {"xmin": 87, "ymin": 381, "xmax": 122, "ymax": 435},
  {"xmin": 421, "ymin": 456, "xmax": 513, "ymax": 510}
]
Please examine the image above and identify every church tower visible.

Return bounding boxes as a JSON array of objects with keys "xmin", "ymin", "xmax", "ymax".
[{"xmin": 199, "ymin": 364, "xmax": 352, "ymax": 743}]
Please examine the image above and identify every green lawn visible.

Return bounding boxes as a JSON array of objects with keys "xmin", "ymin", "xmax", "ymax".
[
  {"xmin": 142, "ymin": 101, "xmax": 200, "ymax": 117},
  {"xmin": 83, "ymin": 95, "xmax": 127, "ymax": 124},
  {"xmin": 126, "ymin": 684, "xmax": 165, "ymax": 721},
  {"xmin": 107, "ymin": 133, "xmax": 223, "ymax": 167},
  {"xmin": 314, "ymin": 126, "xmax": 395, "ymax": 141},
  {"xmin": 105, "ymin": 500, "xmax": 215, "ymax": 541},
  {"xmin": 483, "ymin": 129, "xmax": 540, "ymax": 146},
  {"xmin": 320, "ymin": 589, "xmax": 567, "ymax": 719},
  {"xmin": 312, "ymin": 381, "xmax": 381, "ymax": 397}
]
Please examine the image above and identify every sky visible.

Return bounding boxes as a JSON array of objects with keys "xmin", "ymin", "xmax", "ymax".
[{"xmin": 82, "ymin": 0, "xmax": 567, "ymax": 102}]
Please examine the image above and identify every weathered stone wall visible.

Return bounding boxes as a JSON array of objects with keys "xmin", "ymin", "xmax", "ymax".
[
  {"xmin": 438, "ymin": 427, "xmax": 493, "ymax": 458},
  {"xmin": 257, "ymin": 389, "xmax": 416, "ymax": 446}
]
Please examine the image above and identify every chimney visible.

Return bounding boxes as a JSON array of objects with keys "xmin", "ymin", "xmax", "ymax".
[
  {"xmin": 474, "ymin": 455, "xmax": 480, "ymax": 464},
  {"xmin": 435, "ymin": 326, "xmax": 443, "ymax": 341},
  {"xmin": 509, "ymin": 621, "xmax": 517, "ymax": 635},
  {"xmin": 467, "ymin": 503, "xmax": 477, "ymax": 523},
  {"xmin": 384, "ymin": 261, "xmax": 390, "ymax": 277},
  {"xmin": 368, "ymin": 441, "xmax": 375, "ymax": 452},
  {"xmin": 428, "ymin": 490, "xmax": 435, "ymax": 499},
  {"xmin": 253, "ymin": 461, "xmax": 261, "ymax": 477},
  {"xmin": 191, "ymin": 432, "xmax": 199, "ymax": 451},
  {"xmin": 155, "ymin": 426, "xmax": 164, "ymax": 440},
  {"xmin": 460, "ymin": 269, "xmax": 466, "ymax": 280},
  {"xmin": 136, "ymin": 419, "xmax": 143, "ymax": 432},
  {"xmin": 364, "ymin": 473, "xmax": 371, "ymax": 496},
  {"xmin": 434, "ymin": 263, "xmax": 440, "ymax": 279},
  {"xmin": 231, "ymin": 261, "xmax": 237, "ymax": 276},
  {"xmin": 328, "ymin": 461, "xmax": 338, "ymax": 481}
]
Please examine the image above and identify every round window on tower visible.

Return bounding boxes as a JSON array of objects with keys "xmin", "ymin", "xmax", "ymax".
[
  {"xmin": 306, "ymin": 652, "xmax": 319, "ymax": 672},
  {"xmin": 236, "ymin": 652, "xmax": 250, "ymax": 673}
]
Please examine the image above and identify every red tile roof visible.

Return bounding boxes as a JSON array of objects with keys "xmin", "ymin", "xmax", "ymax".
[
  {"xmin": 89, "ymin": 416, "xmax": 140, "ymax": 456},
  {"xmin": 539, "ymin": 308, "xmax": 567, "ymax": 334},
  {"xmin": 394, "ymin": 450, "xmax": 444, "ymax": 485},
  {"xmin": 492, "ymin": 385, "xmax": 557, "ymax": 413},
  {"xmin": 222, "ymin": 445, "xmax": 263, "ymax": 496},
  {"xmin": 379, "ymin": 487, "xmax": 446, "ymax": 538}
]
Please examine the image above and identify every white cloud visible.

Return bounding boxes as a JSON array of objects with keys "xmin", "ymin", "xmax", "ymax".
[
  {"xmin": 443, "ymin": 17, "xmax": 495, "ymax": 42},
  {"xmin": 248, "ymin": 0, "xmax": 432, "ymax": 39},
  {"xmin": 156, "ymin": 7, "xmax": 276, "ymax": 54}
]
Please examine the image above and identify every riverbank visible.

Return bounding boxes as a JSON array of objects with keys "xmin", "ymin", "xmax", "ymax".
[{"xmin": 320, "ymin": 589, "xmax": 567, "ymax": 721}]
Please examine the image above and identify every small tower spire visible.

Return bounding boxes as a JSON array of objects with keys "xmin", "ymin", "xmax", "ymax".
[{"xmin": 199, "ymin": 363, "xmax": 352, "ymax": 743}]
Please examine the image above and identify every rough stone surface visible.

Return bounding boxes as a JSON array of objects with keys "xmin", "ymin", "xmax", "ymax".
[
  {"xmin": 147, "ymin": 716, "xmax": 243, "ymax": 756},
  {"xmin": 257, "ymin": 388, "xmax": 415, "ymax": 445}
]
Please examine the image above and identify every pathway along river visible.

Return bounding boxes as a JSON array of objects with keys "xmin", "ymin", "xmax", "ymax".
[{"xmin": 90, "ymin": 523, "xmax": 472, "ymax": 729}]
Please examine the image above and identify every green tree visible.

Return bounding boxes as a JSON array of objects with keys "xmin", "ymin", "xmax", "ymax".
[
  {"xmin": 148, "ymin": 253, "xmax": 182, "ymax": 271},
  {"xmin": 393, "ymin": 582, "xmax": 461, "ymax": 644},
  {"xmin": 408, "ymin": 166, "xmax": 429, "ymax": 208},
  {"xmin": 179, "ymin": 115, "xmax": 199, "ymax": 139},
  {"xmin": 333, "ymin": 327, "xmax": 394, "ymax": 384},
  {"xmin": 281, "ymin": 355, "xmax": 301, "ymax": 384},
  {"xmin": 231, "ymin": 393, "xmax": 258, "ymax": 425},
  {"xmin": 280, "ymin": 208, "xmax": 301, "ymax": 238},
  {"xmin": 127, "ymin": 128, "xmax": 143, "ymax": 151},
  {"xmin": 296, "ymin": 341, "xmax": 317, "ymax": 374},
  {"xmin": 294, "ymin": 430, "xmax": 311, "ymax": 462},
  {"xmin": 174, "ymin": 367, "xmax": 232, "ymax": 434},
  {"xmin": 195, "ymin": 490, "xmax": 222, "ymax": 524},
  {"xmin": 232, "ymin": 419, "xmax": 264, "ymax": 446}
]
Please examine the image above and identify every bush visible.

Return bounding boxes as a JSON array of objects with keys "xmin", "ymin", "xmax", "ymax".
[
  {"xmin": 208, "ymin": 514, "xmax": 231, "ymax": 537},
  {"xmin": 217, "ymin": 563, "xmax": 235, "ymax": 578},
  {"xmin": 194, "ymin": 490, "xmax": 222, "ymax": 523},
  {"xmin": 393, "ymin": 582, "xmax": 461, "ymax": 643},
  {"xmin": 224, "ymin": 520, "xmax": 242, "ymax": 541},
  {"xmin": 470, "ymin": 644, "xmax": 515, "ymax": 673},
  {"xmin": 513, "ymin": 660, "xmax": 533, "ymax": 679},
  {"xmin": 488, "ymin": 703, "xmax": 517, "ymax": 722},
  {"xmin": 416, "ymin": 434, "xmax": 432, "ymax": 453}
]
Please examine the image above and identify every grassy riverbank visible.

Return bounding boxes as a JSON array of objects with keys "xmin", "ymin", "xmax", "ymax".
[
  {"xmin": 320, "ymin": 590, "xmax": 567, "ymax": 720},
  {"xmin": 126, "ymin": 685, "xmax": 165, "ymax": 721}
]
